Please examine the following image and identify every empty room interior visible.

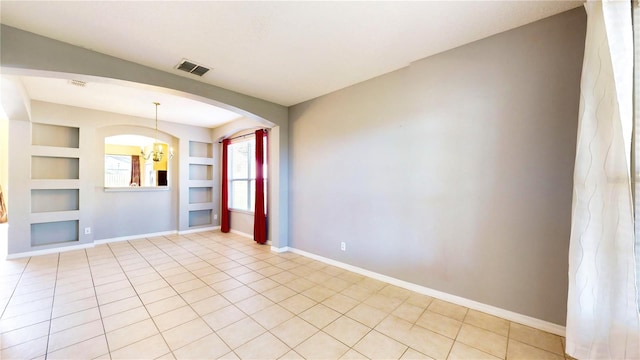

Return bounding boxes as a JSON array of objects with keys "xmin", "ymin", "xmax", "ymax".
[{"xmin": 1, "ymin": 1, "xmax": 638, "ymax": 359}]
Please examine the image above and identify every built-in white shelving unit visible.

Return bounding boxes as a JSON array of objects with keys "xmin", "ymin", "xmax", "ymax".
[
  {"xmin": 29, "ymin": 123, "xmax": 81, "ymax": 247},
  {"xmin": 187, "ymin": 141, "xmax": 214, "ymax": 228}
]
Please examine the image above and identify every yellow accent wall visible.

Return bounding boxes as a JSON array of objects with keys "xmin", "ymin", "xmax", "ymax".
[
  {"xmin": 152, "ymin": 143, "xmax": 168, "ymax": 171},
  {"xmin": 105, "ymin": 144, "xmax": 141, "ymax": 156}
]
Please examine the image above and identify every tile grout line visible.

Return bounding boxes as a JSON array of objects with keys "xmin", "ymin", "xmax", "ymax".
[
  {"xmin": 117, "ymin": 234, "xmax": 269, "ymax": 354},
  {"xmin": 0, "ymin": 257, "xmax": 32, "ymax": 320},
  {"xmin": 3, "ymin": 231, "xmax": 570, "ymax": 360},
  {"xmin": 161, "ymin": 234, "xmax": 276, "ymax": 357},
  {"xmin": 443, "ymin": 307, "xmax": 467, "ymax": 359},
  {"xmin": 261, "ymin": 267, "xmax": 357, "ymax": 355},
  {"xmin": 135, "ymin": 235, "xmax": 226, "ymax": 355},
  {"xmin": 87, "ymin": 245, "xmax": 158, "ymax": 353},
  {"xmin": 506, "ymin": 319, "xmax": 512, "ymax": 359},
  {"xmin": 157, "ymin": 233, "xmax": 321, "ymax": 356},
  {"xmin": 43, "ymin": 253, "xmax": 61, "ymax": 360},
  {"xmin": 146, "ymin": 234, "xmax": 270, "ymax": 354},
  {"xmin": 104, "ymin": 239, "xmax": 175, "ymax": 356},
  {"xmin": 82, "ymin": 248, "xmax": 112, "ymax": 359}
]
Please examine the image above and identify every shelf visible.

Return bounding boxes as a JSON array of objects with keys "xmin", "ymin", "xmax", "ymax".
[
  {"xmin": 188, "ymin": 157, "xmax": 214, "ymax": 165},
  {"xmin": 104, "ymin": 186, "xmax": 171, "ymax": 193},
  {"xmin": 188, "ymin": 202, "xmax": 214, "ymax": 211},
  {"xmin": 30, "ymin": 179, "xmax": 80, "ymax": 189},
  {"xmin": 30, "ymin": 210, "xmax": 80, "ymax": 224},
  {"xmin": 31, "ymin": 145, "xmax": 80, "ymax": 159},
  {"xmin": 188, "ymin": 180, "xmax": 214, "ymax": 188}
]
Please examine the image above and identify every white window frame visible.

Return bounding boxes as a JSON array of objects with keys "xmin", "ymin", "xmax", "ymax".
[
  {"xmin": 227, "ymin": 134, "xmax": 267, "ymax": 213},
  {"xmin": 104, "ymin": 154, "xmax": 132, "ymax": 187}
]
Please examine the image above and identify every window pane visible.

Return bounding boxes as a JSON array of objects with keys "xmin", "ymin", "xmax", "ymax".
[
  {"xmin": 144, "ymin": 161, "xmax": 155, "ymax": 187},
  {"xmin": 105, "ymin": 155, "xmax": 131, "ymax": 187},
  {"xmin": 227, "ymin": 135, "xmax": 267, "ymax": 214},
  {"xmin": 249, "ymin": 139, "xmax": 256, "ymax": 179},
  {"xmin": 230, "ymin": 180, "xmax": 249, "ymax": 211},
  {"xmin": 249, "ymin": 180, "xmax": 255, "ymax": 210},
  {"xmin": 263, "ymin": 140, "xmax": 268, "ymax": 179},
  {"xmin": 230, "ymin": 141, "xmax": 249, "ymax": 179}
]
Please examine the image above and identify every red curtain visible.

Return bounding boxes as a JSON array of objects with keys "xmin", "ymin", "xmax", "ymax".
[
  {"xmin": 253, "ymin": 129, "xmax": 267, "ymax": 244},
  {"xmin": 221, "ymin": 139, "xmax": 231, "ymax": 233},
  {"xmin": 130, "ymin": 155, "xmax": 141, "ymax": 186}
]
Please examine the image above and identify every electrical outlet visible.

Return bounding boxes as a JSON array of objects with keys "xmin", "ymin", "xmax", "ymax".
[
  {"xmin": 340, "ymin": 242, "xmax": 346, "ymax": 251},
  {"xmin": 84, "ymin": 227, "xmax": 91, "ymax": 235},
  {"xmin": 214, "ymin": 214, "xmax": 218, "ymax": 220}
]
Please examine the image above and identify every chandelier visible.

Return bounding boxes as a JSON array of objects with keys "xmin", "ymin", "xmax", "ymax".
[{"xmin": 141, "ymin": 102, "xmax": 174, "ymax": 162}]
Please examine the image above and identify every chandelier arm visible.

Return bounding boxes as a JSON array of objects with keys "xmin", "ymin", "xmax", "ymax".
[{"xmin": 137, "ymin": 102, "xmax": 172, "ymax": 163}]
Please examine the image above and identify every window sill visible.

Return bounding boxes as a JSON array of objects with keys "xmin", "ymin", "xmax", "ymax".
[
  {"xmin": 229, "ymin": 208, "xmax": 254, "ymax": 216},
  {"xmin": 104, "ymin": 186, "xmax": 171, "ymax": 192}
]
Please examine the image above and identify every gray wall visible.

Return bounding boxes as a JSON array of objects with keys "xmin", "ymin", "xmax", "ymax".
[
  {"xmin": 289, "ymin": 8, "xmax": 586, "ymax": 325},
  {"xmin": 230, "ymin": 211, "xmax": 254, "ymax": 237}
]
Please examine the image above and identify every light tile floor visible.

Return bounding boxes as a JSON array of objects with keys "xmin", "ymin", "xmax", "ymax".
[{"xmin": 0, "ymin": 231, "xmax": 573, "ymax": 359}]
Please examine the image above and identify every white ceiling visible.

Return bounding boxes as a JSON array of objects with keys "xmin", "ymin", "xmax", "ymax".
[
  {"xmin": 1, "ymin": 1, "xmax": 582, "ymax": 124},
  {"xmin": 20, "ymin": 76, "xmax": 243, "ymax": 128}
]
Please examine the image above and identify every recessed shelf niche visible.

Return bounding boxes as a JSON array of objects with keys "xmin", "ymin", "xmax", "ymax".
[
  {"xmin": 32, "ymin": 124, "xmax": 80, "ymax": 148},
  {"xmin": 189, "ymin": 187, "xmax": 212, "ymax": 204},
  {"xmin": 189, "ymin": 141, "xmax": 213, "ymax": 158},
  {"xmin": 186, "ymin": 140, "xmax": 214, "ymax": 229},
  {"xmin": 31, "ymin": 220, "xmax": 79, "ymax": 246},
  {"xmin": 189, "ymin": 210, "xmax": 212, "ymax": 227},
  {"xmin": 31, "ymin": 189, "xmax": 79, "ymax": 213},
  {"xmin": 189, "ymin": 164, "xmax": 212, "ymax": 181},
  {"xmin": 29, "ymin": 122, "xmax": 82, "ymax": 250},
  {"xmin": 32, "ymin": 156, "xmax": 79, "ymax": 179}
]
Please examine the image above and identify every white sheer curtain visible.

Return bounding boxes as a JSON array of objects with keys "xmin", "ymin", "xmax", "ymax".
[
  {"xmin": 566, "ymin": 1, "xmax": 640, "ymax": 359},
  {"xmin": 635, "ymin": 0, "xmax": 640, "ymax": 310}
]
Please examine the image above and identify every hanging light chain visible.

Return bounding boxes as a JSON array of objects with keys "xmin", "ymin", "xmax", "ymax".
[{"xmin": 154, "ymin": 102, "xmax": 160, "ymax": 145}]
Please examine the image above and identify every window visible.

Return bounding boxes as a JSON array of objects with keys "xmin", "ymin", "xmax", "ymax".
[
  {"xmin": 104, "ymin": 135, "xmax": 169, "ymax": 188},
  {"xmin": 228, "ymin": 136, "xmax": 267, "ymax": 212},
  {"xmin": 104, "ymin": 155, "xmax": 131, "ymax": 187}
]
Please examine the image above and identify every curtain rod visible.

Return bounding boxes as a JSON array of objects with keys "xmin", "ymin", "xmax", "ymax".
[{"xmin": 218, "ymin": 128, "xmax": 268, "ymax": 143}]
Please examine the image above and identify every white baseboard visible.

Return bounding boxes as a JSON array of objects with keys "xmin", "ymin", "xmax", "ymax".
[
  {"xmin": 95, "ymin": 230, "xmax": 178, "ymax": 245},
  {"xmin": 6, "ymin": 242, "xmax": 96, "ymax": 259},
  {"xmin": 229, "ymin": 229, "xmax": 275, "ymax": 247},
  {"xmin": 230, "ymin": 229, "xmax": 253, "ymax": 239},
  {"xmin": 229, "ymin": 230, "xmax": 272, "ymax": 247},
  {"xmin": 271, "ymin": 246, "xmax": 290, "ymax": 253},
  {"xmin": 286, "ymin": 246, "xmax": 566, "ymax": 337},
  {"xmin": 178, "ymin": 226, "xmax": 220, "ymax": 235},
  {"xmin": 8, "ymin": 230, "xmax": 180, "ymax": 259},
  {"xmin": 5, "ymin": 229, "xmax": 564, "ymax": 336}
]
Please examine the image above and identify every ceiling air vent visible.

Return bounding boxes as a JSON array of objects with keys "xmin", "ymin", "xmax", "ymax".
[
  {"xmin": 69, "ymin": 79, "xmax": 87, "ymax": 87},
  {"xmin": 176, "ymin": 59, "xmax": 210, "ymax": 77}
]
